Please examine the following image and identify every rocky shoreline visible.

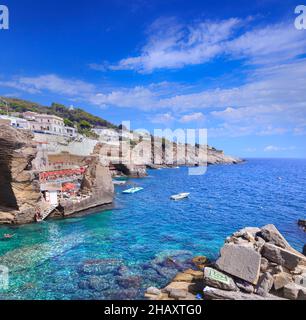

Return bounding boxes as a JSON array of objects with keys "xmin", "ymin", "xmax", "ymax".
[
  {"xmin": 145, "ymin": 224, "xmax": 306, "ymax": 300},
  {"xmin": 0, "ymin": 124, "xmax": 242, "ymax": 225}
]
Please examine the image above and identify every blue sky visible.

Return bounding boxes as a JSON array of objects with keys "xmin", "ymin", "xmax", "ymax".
[{"xmin": 0, "ymin": 0, "xmax": 306, "ymax": 158}]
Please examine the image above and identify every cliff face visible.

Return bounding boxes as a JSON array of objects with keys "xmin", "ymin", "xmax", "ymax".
[
  {"xmin": 130, "ymin": 139, "xmax": 241, "ymax": 171},
  {"xmin": 0, "ymin": 125, "xmax": 114, "ymax": 224},
  {"xmin": 58, "ymin": 161, "xmax": 114, "ymax": 217},
  {"xmin": 0, "ymin": 123, "xmax": 241, "ymax": 224},
  {"xmin": 0, "ymin": 125, "xmax": 40, "ymax": 224}
]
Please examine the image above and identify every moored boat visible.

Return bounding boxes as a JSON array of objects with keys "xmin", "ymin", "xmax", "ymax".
[
  {"xmin": 122, "ymin": 187, "xmax": 144, "ymax": 194},
  {"xmin": 113, "ymin": 180, "xmax": 127, "ymax": 185},
  {"xmin": 170, "ymin": 192, "xmax": 190, "ymax": 200}
]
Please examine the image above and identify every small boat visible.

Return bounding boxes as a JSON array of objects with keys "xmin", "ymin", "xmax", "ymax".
[
  {"xmin": 113, "ymin": 180, "xmax": 127, "ymax": 185},
  {"xmin": 122, "ymin": 187, "xmax": 144, "ymax": 194},
  {"xmin": 170, "ymin": 192, "xmax": 190, "ymax": 200}
]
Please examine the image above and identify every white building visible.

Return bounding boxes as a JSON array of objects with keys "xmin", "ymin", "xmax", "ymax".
[
  {"xmin": 93, "ymin": 128, "xmax": 121, "ymax": 141},
  {"xmin": 25, "ymin": 113, "xmax": 77, "ymax": 137},
  {"xmin": 0, "ymin": 115, "xmax": 30, "ymax": 129},
  {"xmin": 93, "ymin": 127, "xmax": 135, "ymax": 142}
]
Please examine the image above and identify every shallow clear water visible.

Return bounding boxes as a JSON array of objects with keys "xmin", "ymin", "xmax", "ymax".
[{"xmin": 0, "ymin": 159, "xmax": 305, "ymax": 300}]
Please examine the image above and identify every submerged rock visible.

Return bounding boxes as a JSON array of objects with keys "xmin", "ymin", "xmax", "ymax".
[
  {"xmin": 88, "ymin": 276, "xmax": 110, "ymax": 292},
  {"xmin": 116, "ymin": 275, "xmax": 142, "ymax": 289},
  {"xmin": 78, "ymin": 259, "xmax": 123, "ymax": 275}
]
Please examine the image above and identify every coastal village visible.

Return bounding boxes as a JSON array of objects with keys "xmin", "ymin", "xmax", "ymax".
[{"xmin": 0, "ymin": 97, "xmax": 240, "ymax": 225}]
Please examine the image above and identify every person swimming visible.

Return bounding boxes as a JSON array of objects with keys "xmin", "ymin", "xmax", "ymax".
[{"xmin": 3, "ymin": 234, "xmax": 14, "ymax": 239}]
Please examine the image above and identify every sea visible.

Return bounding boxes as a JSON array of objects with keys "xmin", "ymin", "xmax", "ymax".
[{"xmin": 0, "ymin": 158, "xmax": 305, "ymax": 300}]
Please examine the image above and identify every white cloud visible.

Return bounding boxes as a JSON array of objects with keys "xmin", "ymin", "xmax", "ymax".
[
  {"xmin": 179, "ymin": 112, "xmax": 205, "ymax": 123},
  {"xmin": 226, "ymin": 23, "xmax": 306, "ymax": 65},
  {"xmin": 0, "ymin": 74, "xmax": 95, "ymax": 97},
  {"xmin": 110, "ymin": 17, "xmax": 241, "ymax": 73},
  {"xmin": 103, "ymin": 18, "xmax": 306, "ymax": 73},
  {"xmin": 1, "ymin": 56, "xmax": 306, "ymax": 138},
  {"xmin": 264, "ymin": 145, "xmax": 296, "ymax": 152},
  {"xmin": 151, "ymin": 112, "xmax": 174, "ymax": 124}
]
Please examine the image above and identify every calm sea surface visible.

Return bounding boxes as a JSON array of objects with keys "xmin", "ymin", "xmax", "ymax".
[{"xmin": 0, "ymin": 159, "xmax": 305, "ymax": 299}]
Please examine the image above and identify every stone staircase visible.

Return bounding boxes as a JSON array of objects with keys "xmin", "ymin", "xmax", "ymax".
[{"xmin": 36, "ymin": 202, "xmax": 57, "ymax": 222}]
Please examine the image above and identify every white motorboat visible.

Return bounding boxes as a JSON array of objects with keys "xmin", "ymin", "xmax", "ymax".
[
  {"xmin": 170, "ymin": 192, "xmax": 190, "ymax": 200},
  {"xmin": 122, "ymin": 187, "xmax": 144, "ymax": 194}
]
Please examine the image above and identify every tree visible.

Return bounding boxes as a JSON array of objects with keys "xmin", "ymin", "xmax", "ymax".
[
  {"xmin": 64, "ymin": 118, "xmax": 74, "ymax": 127},
  {"xmin": 79, "ymin": 120, "xmax": 91, "ymax": 129}
]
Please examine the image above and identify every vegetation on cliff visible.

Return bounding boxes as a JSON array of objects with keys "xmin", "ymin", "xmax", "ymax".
[{"xmin": 0, "ymin": 97, "xmax": 117, "ymax": 137}]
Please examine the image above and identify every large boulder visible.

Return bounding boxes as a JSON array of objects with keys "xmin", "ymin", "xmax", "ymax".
[
  {"xmin": 293, "ymin": 273, "xmax": 306, "ymax": 287},
  {"xmin": 262, "ymin": 243, "xmax": 306, "ymax": 270},
  {"xmin": 203, "ymin": 267, "xmax": 237, "ymax": 291},
  {"xmin": 192, "ymin": 256, "xmax": 209, "ymax": 270},
  {"xmin": 215, "ymin": 243, "xmax": 261, "ymax": 284},
  {"xmin": 235, "ymin": 279, "xmax": 254, "ymax": 293},
  {"xmin": 259, "ymin": 224, "xmax": 290, "ymax": 249},
  {"xmin": 273, "ymin": 272, "xmax": 292, "ymax": 290},
  {"xmin": 298, "ymin": 219, "xmax": 306, "ymax": 231},
  {"xmin": 233, "ymin": 227, "xmax": 261, "ymax": 238},
  {"xmin": 255, "ymin": 272, "xmax": 274, "ymax": 296},
  {"xmin": 283, "ymin": 282, "xmax": 305, "ymax": 300},
  {"xmin": 203, "ymin": 286, "xmax": 285, "ymax": 300}
]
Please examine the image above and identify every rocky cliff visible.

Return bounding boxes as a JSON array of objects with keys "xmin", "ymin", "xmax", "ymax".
[
  {"xmin": 0, "ymin": 125, "xmax": 40, "ymax": 224},
  {"xmin": 0, "ymin": 125, "xmax": 114, "ymax": 224},
  {"xmin": 0, "ymin": 123, "xmax": 241, "ymax": 224}
]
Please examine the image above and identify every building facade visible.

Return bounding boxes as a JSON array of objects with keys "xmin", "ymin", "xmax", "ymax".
[{"xmin": 26, "ymin": 113, "xmax": 77, "ymax": 137}]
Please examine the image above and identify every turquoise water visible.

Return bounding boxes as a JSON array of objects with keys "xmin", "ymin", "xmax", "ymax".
[{"xmin": 0, "ymin": 159, "xmax": 305, "ymax": 300}]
